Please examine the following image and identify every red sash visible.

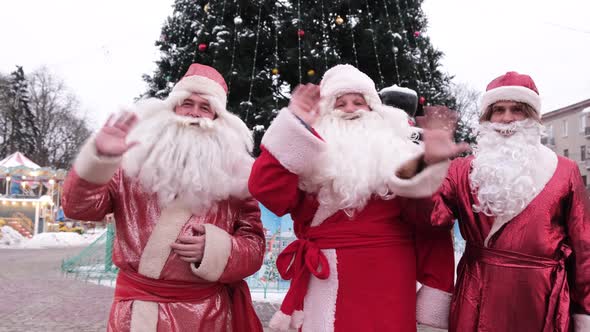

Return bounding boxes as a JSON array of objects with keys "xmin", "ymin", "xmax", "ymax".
[
  {"xmin": 276, "ymin": 222, "xmax": 414, "ymax": 318},
  {"xmin": 114, "ymin": 270, "xmax": 263, "ymax": 332},
  {"xmin": 465, "ymin": 244, "xmax": 572, "ymax": 332}
]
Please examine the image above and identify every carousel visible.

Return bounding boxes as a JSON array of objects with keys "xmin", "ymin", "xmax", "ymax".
[{"xmin": 0, "ymin": 152, "xmax": 66, "ymax": 238}]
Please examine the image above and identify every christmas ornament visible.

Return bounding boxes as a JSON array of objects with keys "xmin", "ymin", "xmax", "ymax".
[
  {"xmin": 307, "ymin": 69, "xmax": 315, "ymax": 76},
  {"xmin": 204, "ymin": 3, "xmax": 210, "ymax": 13},
  {"xmin": 392, "ymin": 46, "xmax": 399, "ymax": 53},
  {"xmin": 198, "ymin": 43, "xmax": 207, "ymax": 52},
  {"xmin": 414, "ymin": 31, "xmax": 421, "ymax": 37},
  {"xmin": 234, "ymin": 16, "xmax": 243, "ymax": 25},
  {"xmin": 271, "ymin": 68, "xmax": 279, "ymax": 75},
  {"xmin": 335, "ymin": 15, "xmax": 344, "ymax": 25},
  {"xmin": 419, "ymin": 96, "xmax": 426, "ymax": 105},
  {"xmin": 297, "ymin": 29, "xmax": 305, "ymax": 37}
]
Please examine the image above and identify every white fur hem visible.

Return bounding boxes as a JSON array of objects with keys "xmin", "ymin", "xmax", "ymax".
[
  {"xmin": 416, "ymin": 285, "xmax": 452, "ymax": 329},
  {"xmin": 480, "ymin": 85, "xmax": 541, "ymax": 114},
  {"xmin": 389, "ymin": 157, "xmax": 450, "ymax": 198},
  {"xmin": 190, "ymin": 224, "xmax": 232, "ymax": 282},
  {"xmin": 130, "ymin": 300, "xmax": 159, "ymax": 332},
  {"xmin": 269, "ymin": 310, "xmax": 304, "ymax": 331},
  {"xmin": 73, "ymin": 137, "xmax": 121, "ymax": 184},
  {"xmin": 171, "ymin": 75, "xmax": 227, "ymax": 106},
  {"xmin": 574, "ymin": 314, "xmax": 590, "ymax": 332},
  {"xmin": 302, "ymin": 249, "xmax": 338, "ymax": 332},
  {"xmin": 261, "ymin": 108, "xmax": 326, "ymax": 175}
]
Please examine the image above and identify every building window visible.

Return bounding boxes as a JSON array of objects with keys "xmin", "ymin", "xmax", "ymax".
[
  {"xmin": 562, "ymin": 120, "xmax": 568, "ymax": 137},
  {"xmin": 581, "ymin": 115, "xmax": 587, "ymax": 133},
  {"xmin": 583, "ymin": 175, "xmax": 587, "ymax": 187},
  {"xmin": 564, "ymin": 149, "xmax": 569, "ymax": 157},
  {"xmin": 548, "ymin": 125, "xmax": 554, "ymax": 137},
  {"xmin": 582, "ymin": 146, "xmax": 587, "ymax": 161}
]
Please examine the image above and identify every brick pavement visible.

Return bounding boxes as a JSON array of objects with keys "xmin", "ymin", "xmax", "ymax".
[{"xmin": 0, "ymin": 248, "xmax": 444, "ymax": 332}]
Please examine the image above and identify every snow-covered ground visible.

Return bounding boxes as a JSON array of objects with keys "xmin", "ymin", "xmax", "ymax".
[
  {"xmin": 0, "ymin": 227, "xmax": 107, "ymax": 249},
  {"xmin": 251, "ymin": 291, "xmax": 285, "ymax": 304}
]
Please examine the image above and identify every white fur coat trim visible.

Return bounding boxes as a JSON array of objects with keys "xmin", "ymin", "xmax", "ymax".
[
  {"xmin": 130, "ymin": 300, "xmax": 159, "ymax": 332},
  {"xmin": 262, "ymin": 108, "xmax": 326, "ymax": 176},
  {"xmin": 389, "ymin": 155, "xmax": 451, "ymax": 198},
  {"xmin": 302, "ymin": 249, "xmax": 338, "ymax": 332},
  {"xmin": 416, "ymin": 284, "xmax": 452, "ymax": 329},
  {"xmin": 171, "ymin": 75, "xmax": 227, "ymax": 107},
  {"xmin": 574, "ymin": 314, "xmax": 590, "ymax": 332},
  {"xmin": 483, "ymin": 145, "xmax": 557, "ymax": 246},
  {"xmin": 138, "ymin": 204, "xmax": 192, "ymax": 279},
  {"xmin": 190, "ymin": 223, "xmax": 232, "ymax": 282},
  {"xmin": 73, "ymin": 137, "xmax": 121, "ymax": 185}
]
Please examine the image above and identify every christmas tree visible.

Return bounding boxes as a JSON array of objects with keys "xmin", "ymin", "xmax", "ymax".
[
  {"xmin": 144, "ymin": 0, "xmax": 457, "ymax": 153},
  {"xmin": 0, "ymin": 66, "xmax": 40, "ymax": 157}
]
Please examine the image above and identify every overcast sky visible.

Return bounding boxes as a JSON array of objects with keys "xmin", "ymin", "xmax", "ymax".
[{"xmin": 0, "ymin": 0, "xmax": 589, "ymax": 129}]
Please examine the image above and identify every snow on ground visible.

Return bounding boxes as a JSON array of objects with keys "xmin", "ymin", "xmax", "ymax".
[
  {"xmin": 0, "ymin": 226, "xmax": 26, "ymax": 247},
  {"xmin": 0, "ymin": 228, "xmax": 108, "ymax": 249},
  {"xmin": 21, "ymin": 232, "xmax": 88, "ymax": 249},
  {"xmin": 249, "ymin": 291, "xmax": 286, "ymax": 304}
]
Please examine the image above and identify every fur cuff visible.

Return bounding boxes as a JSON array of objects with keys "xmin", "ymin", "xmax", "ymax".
[
  {"xmin": 269, "ymin": 310, "xmax": 304, "ymax": 331},
  {"xmin": 73, "ymin": 137, "xmax": 121, "ymax": 185},
  {"xmin": 574, "ymin": 314, "xmax": 590, "ymax": 332},
  {"xmin": 190, "ymin": 224, "xmax": 232, "ymax": 282},
  {"xmin": 388, "ymin": 155, "xmax": 450, "ymax": 198},
  {"xmin": 261, "ymin": 108, "xmax": 325, "ymax": 175},
  {"xmin": 416, "ymin": 284, "xmax": 452, "ymax": 329}
]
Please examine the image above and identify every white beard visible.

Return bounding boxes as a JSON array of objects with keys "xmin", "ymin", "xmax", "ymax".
[
  {"xmin": 299, "ymin": 106, "xmax": 421, "ymax": 213},
  {"xmin": 121, "ymin": 99, "xmax": 254, "ymax": 214},
  {"xmin": 470, "ymin": 119, "xmax": 545, "ymax": 218}
]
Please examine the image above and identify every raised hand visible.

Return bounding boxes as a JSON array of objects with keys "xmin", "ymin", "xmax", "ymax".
[
  {"xmin": 288, "ymin": 83, "xmax": 321, "ymax": 126},
  {"xmin": 170, "ymin": 224, "xmax": 206, "ymax": 264},
  {"xmin": 95, "ymin": 111, "xmax": 139, "ymax": 157},
  {"xmin": 416, "ymin": 106, "xmax": 470, "ymax": 165}
]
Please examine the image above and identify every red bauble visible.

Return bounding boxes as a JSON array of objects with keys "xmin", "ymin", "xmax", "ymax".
[
  {"xmin": 414, "ymin": 31, "xmax": 421, "ymax": 37},
  {"xmin": 297, "ymin": 29, "xmax": 305, "ymax": 37},
  {"xmin": 198, "ymin": 43, "xmax": 207, "ymax": 52},
  {"xmin": 419, "ymin": 96, "xmax": 426, "ymax": 105}
]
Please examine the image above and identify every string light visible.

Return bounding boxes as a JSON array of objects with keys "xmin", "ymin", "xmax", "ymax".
[
  {"xmin": 245, "ymin": 1, "xmax": 264, "ymax": 123},
  {"xmin": 227, "ymin": 0, "xmax": 242, "ymax": 93},
  {"xmin": 319, "ymin": 0, "xmax": 329, "ymax": 72},
  {"xmin": 345, "ymin": 4, "xmax": 359, "ymax": 68},
  {"xmin": 363, "ymin": 0, "xmax": 385, "ymax": 87},
  {"xmin": 381, "ymin": 0, "xmax": 401, "ymax": 84},
  {"xmin": 297, "ymin": 0, "xmax": 302, "ymax": 83}
]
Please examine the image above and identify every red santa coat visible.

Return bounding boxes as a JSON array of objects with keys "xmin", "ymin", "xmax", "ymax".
[
  {"xmin": 248, "ymin": 109, "xmax": 455, "ymax": 331},
  {"xmin": 62, "ymin": 139, "xmax": 265, "ymax": 332},
  {"xmin": 429, "ymin": 151, "xmax": 590, "ymax": 332}
]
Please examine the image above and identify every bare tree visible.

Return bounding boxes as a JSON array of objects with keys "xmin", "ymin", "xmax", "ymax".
[
  {"xmin": 451, "ymin": 82, "xmax": 481, "ymax": 145},
  {"xmin": 27, "ymin": 68, "xmax": 91, "ymax": 168}
]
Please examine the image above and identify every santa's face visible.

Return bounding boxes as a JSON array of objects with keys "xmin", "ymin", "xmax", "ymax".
[
  {"xmin": 333, "ymin": 93, "xmax": 371, "ymax": 119},
  {"xmin": 300, "ymin": 103, "xmax": 420, "ymax": 213},
  {"xmin": 174, "ymin": 93, "xmax": 216, "ymax": 120},
  {"xmin": 470, "ymin": 118, "xmax": 544, "ymax": 217},
  {"xmin": 122, "ymin": 98, "xmax": 253, "ymax": 213},
  {"xmin": 488, "ymin": 101, "xmax": 530, "ymax": 135}
]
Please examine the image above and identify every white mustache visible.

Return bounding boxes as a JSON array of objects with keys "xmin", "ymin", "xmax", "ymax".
[
  {"xmin": 333, "ymin": 109, "xmax": 366, "ymax": 120},
  {"xmin": 171, "ymin": 114, "xmax": 215, "ymax": 130}
]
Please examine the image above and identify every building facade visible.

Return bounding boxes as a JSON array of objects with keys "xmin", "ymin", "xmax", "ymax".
[{"xmin": 541, "ymin": 99, "xmax": 590, "ymax": 189}]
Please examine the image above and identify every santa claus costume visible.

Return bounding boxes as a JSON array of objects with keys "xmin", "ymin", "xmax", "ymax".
[
  {"xmin": 62, "ymin": 64, "xmax": 265, "ymax": 332},
  {"xmin": 428, "ymin": 72, "xmax": 590, "ymax": 331},
  {"xmin": 249, "ymin": 64, "xmax": 455, "ymax": 332}
]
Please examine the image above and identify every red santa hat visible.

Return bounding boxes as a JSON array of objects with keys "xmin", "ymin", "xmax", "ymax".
[
  {"xmin": 480, "ymin": 71, "xmax": 541, "ymax": 115},
  {"xmin": 319, "ymin": 64, "xmax": 383, "ymax": 115},
  {"xmin": 166, "ymin": 63, "xmax": 230, "ymax": 118}
]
